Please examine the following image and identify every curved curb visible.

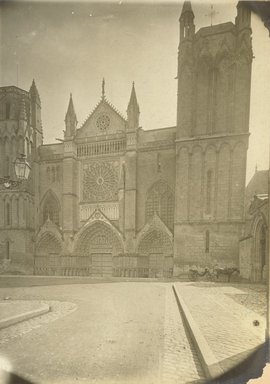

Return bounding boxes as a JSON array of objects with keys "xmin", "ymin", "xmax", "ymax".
[
  {"xmin": 172, "ymin": 283, "xmax": 224, "ymax": 380},
  {"xmin": 0, "ymin": 304, "xmax": 50, "ymax": 330}
]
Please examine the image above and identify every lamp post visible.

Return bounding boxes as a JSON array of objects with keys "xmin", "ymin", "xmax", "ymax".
[{"xmin": 0, "ymin": 154, "xmax": 31, "ymax": 188}]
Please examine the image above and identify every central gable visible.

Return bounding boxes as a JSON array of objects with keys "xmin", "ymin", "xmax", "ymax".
[{"xmin": 76, "ymin": 98, "xmax": 127, "ymax": 139}]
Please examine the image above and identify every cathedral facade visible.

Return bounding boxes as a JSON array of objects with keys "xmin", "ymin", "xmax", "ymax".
[{"xmin": 0, "ymin": 2, "xmax": 253, "ymax": 278}]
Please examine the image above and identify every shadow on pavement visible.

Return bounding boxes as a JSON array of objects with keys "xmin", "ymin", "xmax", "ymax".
[{"xmin": 205, "ymin": 341, "xmax": 267, "ymax": 384}]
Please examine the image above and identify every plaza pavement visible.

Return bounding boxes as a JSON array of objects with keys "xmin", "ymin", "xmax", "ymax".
[
  {"xmin": 0, "ymin": 278, "xmax": 267, "ymax": 384},
  {"xmin": 0, "ymin": 280, "xmax": 205, "ymax": 384}
]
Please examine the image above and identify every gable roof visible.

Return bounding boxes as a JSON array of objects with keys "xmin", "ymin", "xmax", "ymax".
[{"xmin": 78, "ymin": 97, "xmax": 126, "ymax": 131}]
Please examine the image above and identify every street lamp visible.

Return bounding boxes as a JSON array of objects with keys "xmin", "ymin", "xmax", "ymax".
[{"xmin": 0, "ymin": 154, "xmax": 31, "ymax": 189}]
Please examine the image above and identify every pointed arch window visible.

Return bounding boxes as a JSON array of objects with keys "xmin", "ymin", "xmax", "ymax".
[
  {"xmin": 43, "ymin": 193, "xmax": 60, "ymax": 226},
  {"xmin": 146, "ymin": 181, "xmax": 174, "ymax": 230},
  {"xmin": 208, "ymin": 67, "xmax": 218, "ymax": 132}
]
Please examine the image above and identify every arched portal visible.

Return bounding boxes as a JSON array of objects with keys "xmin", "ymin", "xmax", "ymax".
[
  {"xmin": 253, "ymin": 220, "xmax": 267, "ymax": 282},
  {"xmin": 75, "ymin": 221, "xmax": 124, "ymax": 277},
  {"xmin": 35, "ymin": 232, "xmax": 62, "ymax": 275},
  {"xmin": 137, "ymin": 228, "xmax": 173, "ymax": 278}
]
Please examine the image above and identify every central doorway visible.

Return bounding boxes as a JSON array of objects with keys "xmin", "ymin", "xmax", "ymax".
[
  {"xmin": 74, "ymin": 221, "xmax": 124, "ymax": 277},
  {"xmin": 91, "ymin": 253, "xmax": 113, "ymax": 277}
]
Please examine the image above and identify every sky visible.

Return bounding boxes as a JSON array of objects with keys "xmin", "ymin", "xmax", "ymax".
[{"xmin": 0, "ymin": 0, "xmax": 270, "ymax": 183}]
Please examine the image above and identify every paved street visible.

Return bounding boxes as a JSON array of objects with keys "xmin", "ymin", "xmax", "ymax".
[
  {"xmin": 174, "ymin": 283, "xmax": 266, "ymax": 375},
  {"xmin": 0, "ymin": 281, "xmax": 204, "ymax": 384}
]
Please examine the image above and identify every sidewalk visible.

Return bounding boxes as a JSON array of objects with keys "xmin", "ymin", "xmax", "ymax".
[
  {"xmin": 173, "ymin": 283, "xmax": 266, "ymax": 380},
  {"xmin": 0, "ymin": 300, "xmax": 50, "ymax": 329}
]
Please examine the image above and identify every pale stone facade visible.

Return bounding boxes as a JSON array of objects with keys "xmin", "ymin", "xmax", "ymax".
[{"xmin": 0, "ymin": 2, "xmax": 254, "ymax": 278}]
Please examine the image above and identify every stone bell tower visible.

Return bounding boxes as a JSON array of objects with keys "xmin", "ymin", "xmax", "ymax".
[{"xmin": 174, "ymin": 1, "xmax": 253, "ymax": 275}]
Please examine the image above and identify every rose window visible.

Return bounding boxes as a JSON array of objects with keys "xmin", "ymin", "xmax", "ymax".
[
  {"xmin": 83, "ymin": 162, "xmax": 118, "ymax": 201},
  {"xmin": 96, "ymin": 114, "xmax": 110, "ymax": 131}
]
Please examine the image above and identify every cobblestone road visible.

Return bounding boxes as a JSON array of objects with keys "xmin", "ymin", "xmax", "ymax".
[
  {"xmin": 162, "ymin": 286, "xmax": 204, "ymax": 383},
  {"xmin": 0, "ymin": 281, "xmax": 204, "ymax": 384}
]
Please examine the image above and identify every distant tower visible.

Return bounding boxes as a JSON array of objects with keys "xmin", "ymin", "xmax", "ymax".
[
  {"xmin": 0, "ymin": 82, "xmax": 42, "ymax": 273},
  {"xmin": 177, "ymin": 1, "xmax": 195, "ymax": 138},
  {"xmin": 64, "ymin": 93, "xmax": 77, "ymax": 138},
  {"xmin": 29, "ymin": 79, "xmax": 43, "ymax": 150},
  {"xmin": 124, "ymin": 82, "xmax": 139, "ymax": 251},
  {"xmin": 179, "ymin": 1, "xmax": 195, "ymax": 43},
  {"xmin": 62, "ymin": 93, "xmax": 79, "ymax": 245}
]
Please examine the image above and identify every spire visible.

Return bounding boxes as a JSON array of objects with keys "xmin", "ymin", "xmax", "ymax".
[
  {"xmin": 102, "ymin": 78, "xmax": 105, "ymax": 99},
  {"xmin": 65, "ymin": 93, "xmax": 77, "ymax": 138},
  {"xmin": 65, "ymin": 93, "xmax": 77, "ymax": 121},
  {"xmin": 179, "ymin": 1, "xmax": 195, "ymax": 42},
  {"xmin": 127, "ymin": 82, "xmax": 139, "ymax": 131},
  {"xmin": 128, "ymin": 82, "xmax": 139, "ymax": 114},
  {"xmin": 29, "ymin": 79, "xmax": 41, "ymax": 105},
  {"xmin": 180, "ymin": 1, "xmax": 193, "ymax": 17},
  {"xmin": 19, "ymin": 97, "xmax": 27, "ymax": 121}
]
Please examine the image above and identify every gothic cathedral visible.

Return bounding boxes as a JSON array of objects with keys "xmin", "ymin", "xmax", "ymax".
[{"xmin": 0, "ymin": 2, "xmax": 253, "ymax": 278}]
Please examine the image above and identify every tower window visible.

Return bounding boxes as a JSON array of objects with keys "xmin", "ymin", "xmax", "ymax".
[
  {"xmin": 208, "ymin": 68, "xmax": 218, "ymax": 132},
  {"xmin": 205, "ymin": 230, "xmax": 210, "ymax": 253},
  {"xmin": 206, "ymin": 170, "xmax": 213, "ymax": 214}
]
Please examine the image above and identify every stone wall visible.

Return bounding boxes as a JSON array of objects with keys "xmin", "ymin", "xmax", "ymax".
[
  {"xmin": 173, "ymin": 222, "xmax": 241, "ymax": 276},
  {"xmin": 0, "ymin": 229, "xmax": 34, "ymax": 274}
]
